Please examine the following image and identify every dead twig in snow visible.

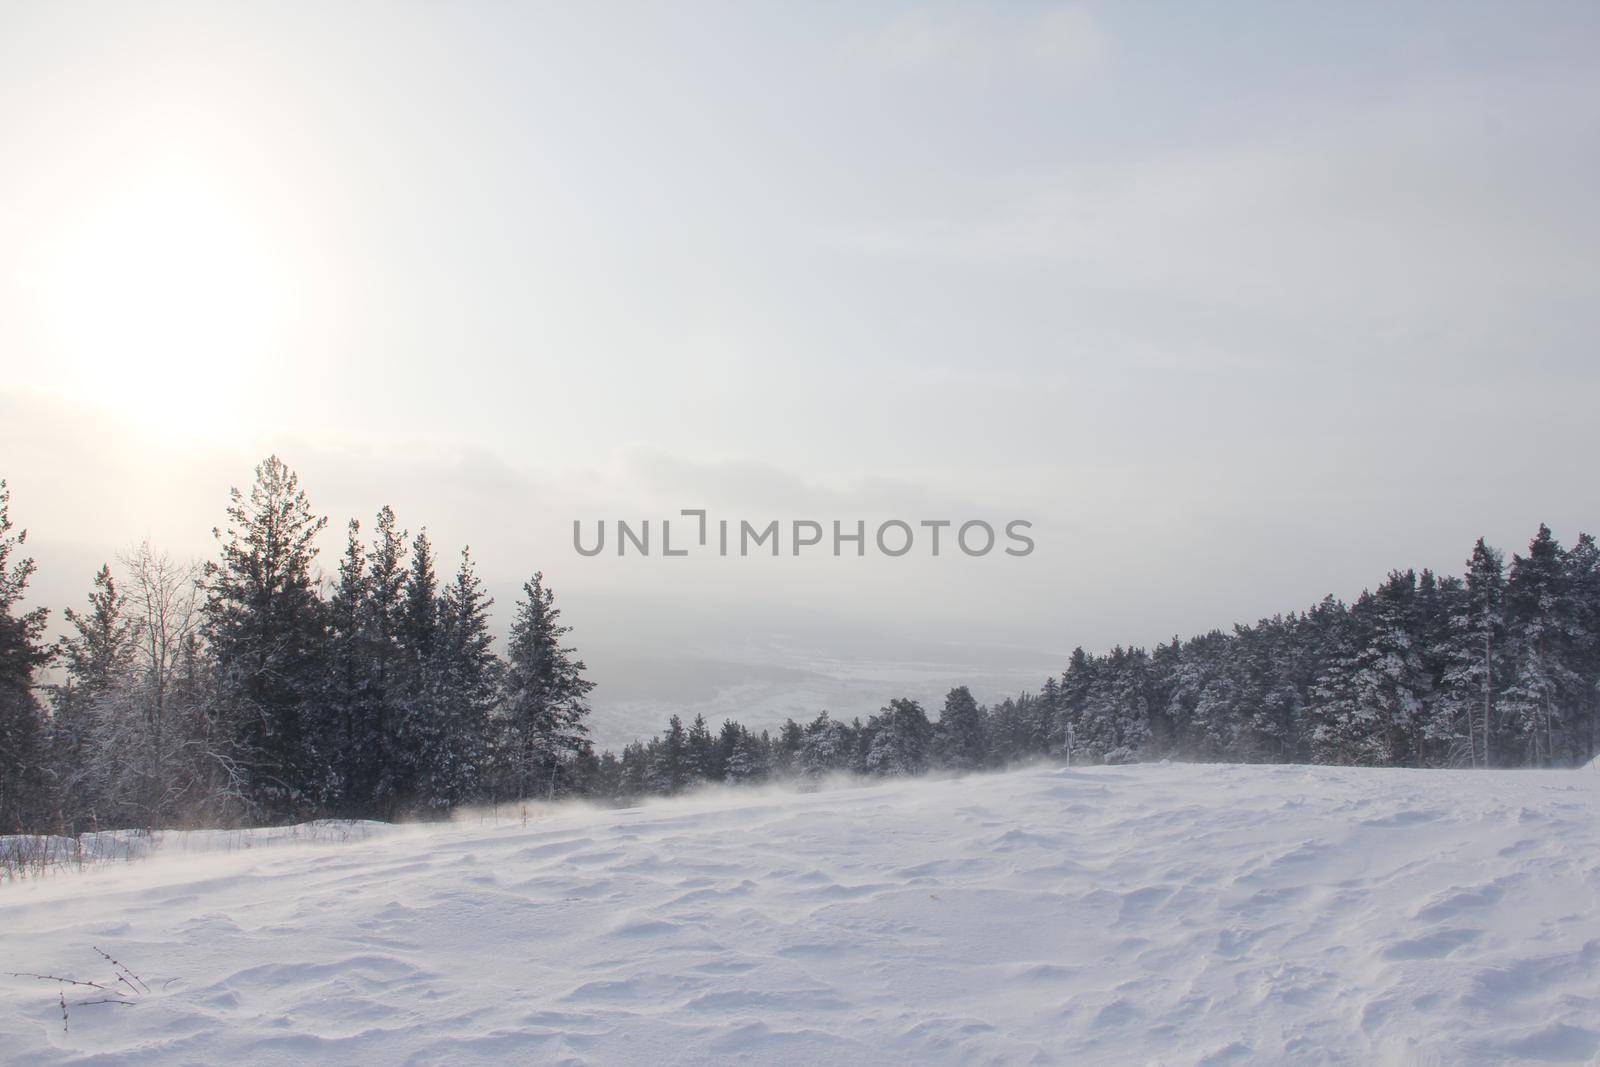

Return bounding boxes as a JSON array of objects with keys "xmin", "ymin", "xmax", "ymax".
[{"xmin": 7, "ymin": 949, "xmax": 173, "ymax": 1033}]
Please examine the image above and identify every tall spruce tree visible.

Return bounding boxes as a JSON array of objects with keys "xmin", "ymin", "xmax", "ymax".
[
  {"xmin": 421, "ymin": 547, "xmax": 499, "ymax": 809},
  {"xmin": 799, "ymin": 711, "xmax": 853, "ymax": 778},
  {"xmin": 1504, "ymin": 525, "xmax": 1580, "ymax": 765},
  {"xmin": 0, "ymin": 482, "xmax": 53, "ymax": 832},
  {"xmin": 201, "ymin": 456, "xmax": 328, "ymax": 818},
  {"xmin": 936, "ymin": 685, "xmax": 986, "ymax": 770},
  {"xmin": 393, "ymin": 529, "xmax": 440, "ymax": 809},
  {"xmin": 725, "ymin": 728, "xmax": 769, "ymax": 782},
  {"xmin": 360, "ymin": 506, "xmax": 410, "ymax": 813},
  {"xmin": 865, "ymin": 698, "xmax": 933, "ymax": 776},
  {"xmin": 325, "ymin": 520, "xmax": 368, "ymax": 811},
  {"xmin": 501, "ymin": 572, "xmax": 594, "ymax": 799},
  {"xmin": 650, "ymin": 714, "xmax": 687, "ymax": 794},
  {"xmin": 1438, "ymin": 540, "xmax": 1507, "ymax": 767},
  {"xmin": 686, "ymin": 713, "xmax": 716, "ymax": 785},
  {"xmin": 52, "ymin": 565, "xmax": 138, "ymax": 828},
  {"xmin": 1310, "ymin": 574, "xmax": 1430, "ymax": 766},
  {"xmin": 1564, "ymin": 533, "xmax": 1600, "ymax": 758}
]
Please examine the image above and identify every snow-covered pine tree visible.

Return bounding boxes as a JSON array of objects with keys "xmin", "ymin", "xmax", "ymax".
[
  {"xmin": 58, "ymin": 566, "xmax": 136, "ymax": 697},
  {"xmin": 51, "ymin": 564, "xmax": 137, "ymax": 829},
  {"xmin": 1283, "ymin": 595, "xmax": 1348, "ymax": 760},
  {"xmin": 1237, "ymin": 618, "xmax": 1303, "ymax": 762},
  {"xmin": 358, "ymin": 506, "xmax": 410, "ymax": 814},
  {"xmin": 1503, "ymin": 525, "xmax": 1582, "ymax": 765},
  {"xmin": 1436, "ymin": 539, "xmax": 1507, "ymax": 767},
  {"xmin": 650, "ymin": 715, "xmax": 687, "ymax": 794},
  {"xmin": 983, "ymin": 696, "xmax": 1024, "ymax": 765},
  {"xmin": 393, "ymin": 529, "xmax": 441, "ymax": 811},
  {"xmin": 686, "ymin": 714, "xmax": 716, "ymax": 785},
  {"xmin": 590, "ymin": 750, "xmax": 624, "ymax": 800},
  {"xmin": 1192, "ymin": 672, "xmax": 1245, "ymax": 761},
  {"xmin": 1067, "ymin": 646, "xmax": 1151, "ymax": 764},
  {"xmin": 1104, "ymin": 646, "xmax": 1153, "ymax": 763},
  {"xmin": 1309, "ymin": 573, "xmax": 1430, "ymax": 766},
  {"xmin": 1396, "ymin": 570, "xmax": 1456, "ymax": 765},
  {"xmin": 799, "ymin": 711, "xmax": 852, "ymax": 779},
  {"xmin": 712, "ymin": 718, "xmax": 743, "ymax": 782},
  {"xmin": 200, "ymin": 457, "xmax": 329, "ymax": 819},
  {"xmin": 936, "ymin": 686, "xmax": 986, "ymax": 770},
  {"xmin": 325, "ymin": 520, "xmax": 367, "ymax": 811},
  {"xmin": 864, "ymin": 698, "xmax": 933, "ymax": 776},
  {"xmin": 1563, "ymin": 533, "xmax": 1600, "ymax": 761},
  {"xmin": 500, "ymin": 572, "xmax": 594, "ymax": 800},
  {"xmin": 1057, "ymin": 648, "xmax": 1094, "ymax": 761},
  {"xmin": 1147, "ymin": 637, "xmax": 1186, "ymax": 755},
  {"xmin": 0, "ymin": 482, "xmax": 56, "ymax": 833},
  {"xmin": 1160, "ymin": 630, "xmax": 1238, "ymax": 759},
  {"xmin": 1036, "ymin": 676, "xmax": 1062, "ymax": 757},
  {"xmin": 619, "ymin": 740, "xmax": 652, "ymax": 799},
  {"xmin": 421, "ymin": 546, "xmax": 499, "ymax": 809},
  {"xmin": 771, "ymin": 718, "xmax": 804, "ymax": 778},
  {"xmin": 725, "ymin": 729, "xmax": 769, "ymax": 783},
  {"xmin": 400, "ymin": 532, "xmax": 439, "ymax": 683}
]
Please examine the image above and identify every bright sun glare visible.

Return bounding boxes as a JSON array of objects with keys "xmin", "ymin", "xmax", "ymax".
[{"xmin": 41, "ymin": 161, "xmax": 280, "ymax": 433}]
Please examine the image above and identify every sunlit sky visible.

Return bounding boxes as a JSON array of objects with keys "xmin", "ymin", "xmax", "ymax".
[{"xmin": 3, "ymin": 3, "xmax": 1598, "ymax": 735}]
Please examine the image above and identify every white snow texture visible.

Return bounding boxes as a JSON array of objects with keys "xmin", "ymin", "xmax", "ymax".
[{"xmin": 3, "ymin": 762, "xmax": 1598, "ymax": 1065}]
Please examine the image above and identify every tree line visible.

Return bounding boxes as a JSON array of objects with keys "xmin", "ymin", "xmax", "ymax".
[
  {"xmin": 634, "ymin": 525, "xmax": 1596, "ymax": 795},
  {"xmin": 0, "ymin": 458, "xmax": 595, "ymax": 833},
  {"xmin": 1, "ymin": 457, "xmax": 1597, "ymax": 833}
]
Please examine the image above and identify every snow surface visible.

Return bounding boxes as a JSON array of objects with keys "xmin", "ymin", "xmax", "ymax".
[{"xmin": 3, "ymin": 762, "xmax": 1598, "ymax": 1065}]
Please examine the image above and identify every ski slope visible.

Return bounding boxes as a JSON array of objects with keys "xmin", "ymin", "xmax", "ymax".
[{"xmin": 2, "ymin": 762, "xmax": 1598, "ymax": 1065}]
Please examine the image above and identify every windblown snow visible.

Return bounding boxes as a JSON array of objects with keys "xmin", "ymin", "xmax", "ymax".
[{"xmin": 3, "ymin": 762, "xmax": 1599, "ymax": 1066}]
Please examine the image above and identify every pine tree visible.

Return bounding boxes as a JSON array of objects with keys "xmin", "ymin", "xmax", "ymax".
[
  {"xmin": 725, "ymin": 729, "xmax": 769, "ymax": 783},
  {"xmin": 51, "ymin": 565, "xmax": 137, "ymax": 826},
  {"xmin": 936, "ymin": 686, "xmax": 986, "ymax": 770},
  {"xmin": 393, "ymin": 529, "xmax": 441, "ymax": 810},
  {"xmin": 771, "ymin": 718, "xmax": 804, "ymax": 778},
  {"xmin": 1310, "ymin": 573, "xmax": 1430, "ymax": 766},
  {"xmin": 358, "ymin": 506, "xmax": 410, "ymax": 813},
  {"xmin": 1437, "ymin": 540, "xmax": 1507, "ymax": 767},
  {"xmin": 865, "ymin": 698, "xmax": 933, "ymax": 776},
  {"xmin": 200, "ymin": 456, "xmax": 328, "ymax": 819},
  {"xmin": 400, "ymin": 531, "xmax": 439, "ymax": 686},
  {"xmin": 1236, "ymin": 619, "xmax": 1304, "ymax": 762},
  {"xmin": 1504, "ymin": 525, "xmax": 1581, "ymax": 765},
  {"xmin": 650, "ymin": 714, "xmax": 687, "ymax": 794},
  {"xmin": 1057, "ymin": 648, "xmax": 1094, "ymax": 761},
  {"xmin": 0, "ymin": 480, "xmax": 52, "ymax": 832},
  {"xmin": 501, "ymin": 571, "xmax": 594, "ymax": 799},
  {"xmin": 591, "ymin": 750, "xmax": 624, "ymax": 801},
  {"xmin": 799, "ymin": 711, "xmax": 854, "ymax": 779},
  {"xmin": 714, "ymin": 718, "xmax": 743, "ymax": 782},
  {"xmin": 1564, "ymin": 533, "xmax": 1600, "ymax": 761},
  {"xmin": 422, "ymin": 547, "xmax": 499, "ymax": 809},
  {"xmin": 620, "ymin": 740, "xmax": 652, "ymax": 799},
  {"xmin": 686, "ymin": 713, "xmax": 716, "ymax": 785},
  {"xmin": 59, "ymin": 566, "xmax": 137, "ymax": 696},
  {"xmin": 325, "ymin": 520, "xmax": 367, "ymax": 811},
  {"xmin": 1069, "ymin": 646, "xmax": 1152, "ymax": 764}
]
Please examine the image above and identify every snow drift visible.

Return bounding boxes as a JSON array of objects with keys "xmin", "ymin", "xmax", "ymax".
[{"xmin": 2, "ymin": 762, "xmax": 1597, "ymax": 1065}]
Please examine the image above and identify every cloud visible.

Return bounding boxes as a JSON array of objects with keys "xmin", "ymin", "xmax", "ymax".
[{"xmin": 825, "ymin": 73, "xmax": 1600, "ymax": 369}]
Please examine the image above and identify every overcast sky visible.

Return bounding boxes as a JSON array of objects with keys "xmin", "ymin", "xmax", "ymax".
[{"xmin": 3, "ymin": 3, "xmax": 1598, "ymax": 732}]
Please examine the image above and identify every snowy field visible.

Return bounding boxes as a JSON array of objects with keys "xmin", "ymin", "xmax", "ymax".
[{"xmin": 3, "ymin": 762, "xmax": 1599, "ymax": 1066}]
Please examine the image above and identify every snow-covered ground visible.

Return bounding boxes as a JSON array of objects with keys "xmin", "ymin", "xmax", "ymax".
[{"xmin": 3, "ymin": 762, "xmax": 1598, "ymax": 1065}]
